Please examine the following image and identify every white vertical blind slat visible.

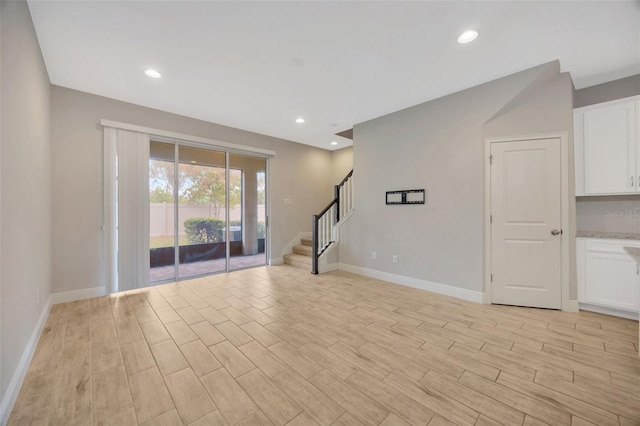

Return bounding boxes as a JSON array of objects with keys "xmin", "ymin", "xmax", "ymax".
[
  {"xmin": 103, "ymin": 128, "xmax": 118, "ymax": 293},
  {"xmin": 115, "ymin": 129, "xmax": 150, "ymax": 291},
  {"xmin": 104, "ymin": 128, "xmax": 149, "ymax": 292}
]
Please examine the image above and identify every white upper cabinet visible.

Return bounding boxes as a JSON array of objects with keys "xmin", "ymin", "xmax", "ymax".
[{"xmin": 575, "ymin": 97, "xmax": 639, "ymax": 195}]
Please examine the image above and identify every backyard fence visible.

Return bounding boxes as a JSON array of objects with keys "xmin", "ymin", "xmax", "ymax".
[{"xmin": 150, "ymin": 203, "xmax": 265, "ymax": 237}]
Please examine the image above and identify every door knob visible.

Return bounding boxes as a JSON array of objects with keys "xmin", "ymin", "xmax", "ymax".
[{"xmin": 550, "ymin": 229, "xmax": 561, "ymax": 236}]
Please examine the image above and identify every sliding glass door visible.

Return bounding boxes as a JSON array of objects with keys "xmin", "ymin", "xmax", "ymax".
[
  {"xmin": 229, "ymin": 153, "xmax": 267, "ymax": 270},
  {"xmin": 178, "ymin": 146, "xmax": 227, "ymax": 278},
  {"xmin": 149, "ymin": 141, "xmax": 267, "ymax": 282}
]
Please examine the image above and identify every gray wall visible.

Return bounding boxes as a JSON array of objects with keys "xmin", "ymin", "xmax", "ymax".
[
  {"xmin": 574, "ymin": 74, "xmax": 640, "ymax": 108},
  {"xmin": 339, "ymin": 62, "xmax": 575, "ymax": 296},
  {"xmin": 575, "ymin": 74, "xmax": 640, "ymax": 234},
  {"xmin": 51, "ymin": 86, "xmax": 333, "ymax": 293},
  {"xmin": 0, "ymin": 0, "xmax": 52, "ymax": 402},
  {"xmin": 331, "ymin": 146, "xmax": 353, "ymax": 184}
]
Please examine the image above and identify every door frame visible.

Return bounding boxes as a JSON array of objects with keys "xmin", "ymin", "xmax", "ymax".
[
  {"xmin": 484, "ymin": 132, "xmax": 571, "ymax": 311},
  {"xmin": 156, "ymin": 141, "xmax": 271, "ymax": 282}
]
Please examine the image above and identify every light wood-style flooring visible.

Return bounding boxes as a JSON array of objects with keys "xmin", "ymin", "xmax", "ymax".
[{"xmin": 8, "ymin": 265, "xmax": 640, "ymax": 426}]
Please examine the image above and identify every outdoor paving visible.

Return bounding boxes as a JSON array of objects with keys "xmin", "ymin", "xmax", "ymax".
[{"xmin": 150, "ymin": 253, "xmax": 267, "ymax": 282}]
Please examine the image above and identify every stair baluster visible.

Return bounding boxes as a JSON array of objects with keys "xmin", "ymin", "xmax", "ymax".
[{"xmin": 311, "ymin": 170, "xmax": 354, "ymax": 274}]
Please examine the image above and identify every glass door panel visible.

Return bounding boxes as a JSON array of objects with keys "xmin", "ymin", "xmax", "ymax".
[
  {"xmin": 178, "ymin": 146, "xmax": 227, "ymax": 278},
  {"xmin": 149, "ymin": 141, "xmax": 177, "ymax": 282},
  {"xmin": 229, "ymin": 153, "xmax": 267, "ymax": 270},
  {"xmin": 150, "ymin": 142, "xmax": 268, "ymax": 283}
]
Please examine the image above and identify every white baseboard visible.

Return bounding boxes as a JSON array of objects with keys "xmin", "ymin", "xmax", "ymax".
[
  {"xmin": 337, "ymin": 263, "xmax": 485, "ymax": 304},
  {"xmin": 269, "ymin": 257, "xmax": 284, "ymax": 266},
  {"xmin": 51, "ymin": 286, "xmax": 106, "ymax": 305},
  {"xmin": 1, "ymin": 296, "xmax": 52, "ymax": 425},
  {"xmin": 578, "ymin": 302, "xmax": 639, "ymax": 320},
  {"xmin": 565, "ymin": 300, "xmax": 579, "ymax": 313}
]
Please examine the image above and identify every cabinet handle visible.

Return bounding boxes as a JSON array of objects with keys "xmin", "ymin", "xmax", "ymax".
[{"xmin": 632, "ymin": 176, "xmax": 635, "ymax": 188}]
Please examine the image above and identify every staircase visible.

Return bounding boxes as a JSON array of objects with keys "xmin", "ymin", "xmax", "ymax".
[
  {"xmin": 284, "ymin": 238, "xmax": 313, "ymax": 269},
  {"xmin": 311, "ymin": 170, "xmax": 354, "ymax": 274},
  {"xmin": 282, "ymin": 170, "xmax": 353, "ymax": 274}
]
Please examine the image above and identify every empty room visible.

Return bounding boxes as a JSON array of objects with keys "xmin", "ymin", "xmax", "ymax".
[{"xmin": 1, "ymin": 1, "xmax": 639, "ymax": 425}]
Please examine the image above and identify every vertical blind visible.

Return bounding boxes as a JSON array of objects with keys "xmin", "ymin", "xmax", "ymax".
[{"xmin": 104, "ymin": 127, "xmax": 150, "ymax": 292}]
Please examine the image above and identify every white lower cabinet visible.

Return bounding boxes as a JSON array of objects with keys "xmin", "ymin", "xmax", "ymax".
[{"xmin": 577, "ymin": 238, "xmax": 640, "ymax": 316}]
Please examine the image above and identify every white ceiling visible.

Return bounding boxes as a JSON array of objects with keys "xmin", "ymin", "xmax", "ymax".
[{"xmin": 28, "ymin": 1, "xmax": 640, "ymax": 150}]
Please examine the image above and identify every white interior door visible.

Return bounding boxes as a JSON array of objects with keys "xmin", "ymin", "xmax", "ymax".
[{"xmin": 490, "ymin": 138, "xmax": 562, "ymax": 309}]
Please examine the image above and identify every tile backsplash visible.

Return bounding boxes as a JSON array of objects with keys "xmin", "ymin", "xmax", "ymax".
[{"xmin": 576, "ymin": 195, "xmax": 640, "ymax": 233}]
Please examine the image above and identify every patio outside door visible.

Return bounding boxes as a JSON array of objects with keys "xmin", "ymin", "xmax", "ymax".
[{"xmin": 149, "ymin": 141, "xmax": 267, "ymax": 282}]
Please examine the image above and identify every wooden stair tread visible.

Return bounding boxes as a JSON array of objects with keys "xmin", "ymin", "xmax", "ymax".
[
  {"xmin": 284, "ymin": 253, "xmax": 312, "ymax": 264},
  {"xmin": 293, "ymin": 245, "xmax": 313, "ymax": 256}
]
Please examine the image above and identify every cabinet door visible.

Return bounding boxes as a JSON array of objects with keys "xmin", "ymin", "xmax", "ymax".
[
  {"xmin": 583, "ymin": 101, "xmax": 636, "ymax": 194},
  {"xmin": 584, "ymin": 241, "xmax": 640, "ymax": 312}
]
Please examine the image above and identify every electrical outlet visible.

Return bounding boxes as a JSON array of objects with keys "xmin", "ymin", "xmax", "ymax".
[
  {"xmin": 372, "ymin": 251, "xmax": 377, "ymax": 259},
  {"xmin": 393, "ymin": 255, "xmax": 398, "ymax": 263},
  {"xmin": 283, "ymin": 198, "xmax": 292, "ymax": 205}
]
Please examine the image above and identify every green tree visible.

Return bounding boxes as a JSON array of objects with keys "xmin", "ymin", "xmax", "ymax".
[
  {"xmin": 149, "ymin": 160, "xmax": 243, "ymax": 216},
  {"xmin": 149, "ymin": 159, "xmax": 181, "ymax": 203},
  {"xmin": 182, "ymin": 166, "xmax": 227, "ymax": 215}
]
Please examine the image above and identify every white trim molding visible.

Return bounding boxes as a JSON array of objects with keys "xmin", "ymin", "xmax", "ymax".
[
  {"xmin": 100, "ymin": 119, "xmax": 276, "ymax": 157},
  {"xmin": 318, "ymin": 242, "xmax": 339, "ymax": 274},
  {"xmin": 566, "ymin": 300, "xmax": 580, "ymax": 313},
  {"xmin": 0, "ymin": 297, "xmax": 51, "ymax": 425},
  {"xmin": 579, "ymin": 302, "xmax": 639, "ymax": 320},
  {"xmin": 51, "ymin": 286, "xmax": 107, "ymax": 305},
  {"xmin": 338, "ymin": 263, "xmax": 486, "ymax": 304}
]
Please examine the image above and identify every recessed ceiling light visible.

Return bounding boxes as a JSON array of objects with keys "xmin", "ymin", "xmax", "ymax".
[
  {"xmin": 330, "ymin": 141, "xmax": 338, "ymax": 146},
  {"xmin": 295, "ymin": 117, "xmax": 305, "ymax": 124},
  {"xmin": 144, "ymin": 69, "xmax": 162, "ymax": 78},
  {"xmin": 457, "ymin": 30, "xmax": 478, "ymax": 44}
]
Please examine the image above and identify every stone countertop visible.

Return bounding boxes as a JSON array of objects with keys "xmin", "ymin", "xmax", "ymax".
[
  {"xmin": 623, "ymin": 247, "xmax": 640, "ymax": 264},
  {"xmin": 576, "ymin": 231, "xmax": 640, "ymax": 240}
]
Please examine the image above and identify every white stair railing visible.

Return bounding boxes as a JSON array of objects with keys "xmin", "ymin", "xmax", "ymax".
[{"xmin": 312, "ymin": 170, "xmax": 353, "ymax": 274}]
